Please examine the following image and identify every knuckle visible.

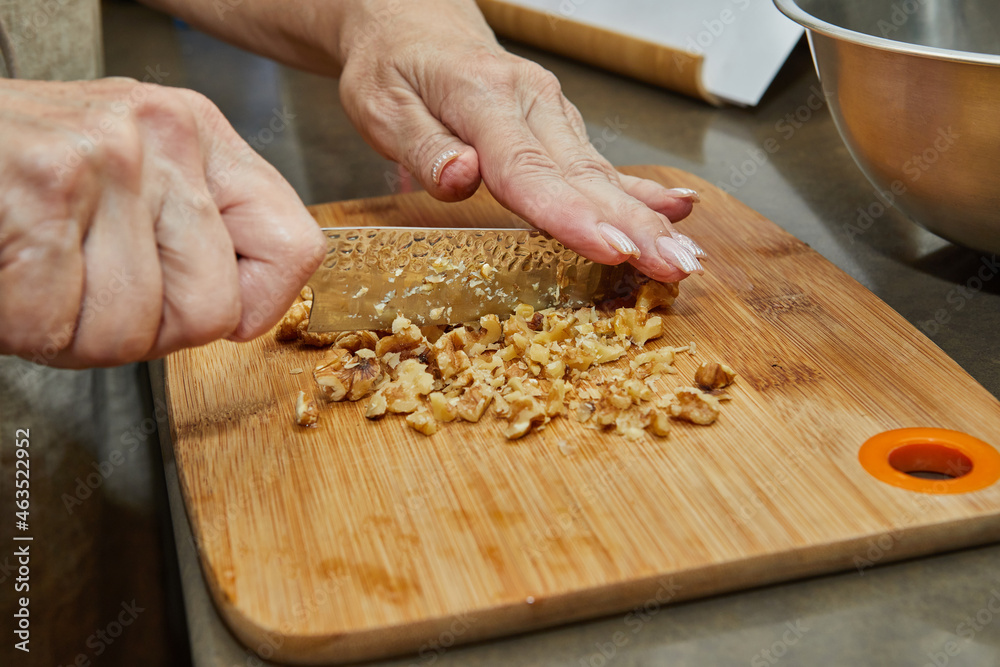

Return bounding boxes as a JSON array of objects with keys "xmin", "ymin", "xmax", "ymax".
[
  {"xmin": 563, "ymin": 155, "xmax": 617, "ymax": 183},
  {"xmin": 518, "ymin": 60, "xmax": 562, "ymax": 98},
  {"xmin": 135, "ymin": 85, "xmax": 203, "ymax": 141},
  {"xmin": 504, "ymin": 145, "xmax": 559, "ymax": 179}
]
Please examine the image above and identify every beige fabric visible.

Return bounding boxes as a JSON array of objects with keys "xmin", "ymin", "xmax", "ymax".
[{"xmin": 0, "ymin": 0, "xmax": 103, "ymax": 80}]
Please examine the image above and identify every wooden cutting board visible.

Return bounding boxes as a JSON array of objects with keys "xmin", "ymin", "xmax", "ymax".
[{"xmin": 164, "ymin": 165, "xmax": 1000, "ymax": 665}]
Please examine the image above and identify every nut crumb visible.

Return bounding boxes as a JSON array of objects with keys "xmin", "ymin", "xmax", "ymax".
[{"xmin": 294, "ymin": 391, "xmax": 319, "ymax": 426}]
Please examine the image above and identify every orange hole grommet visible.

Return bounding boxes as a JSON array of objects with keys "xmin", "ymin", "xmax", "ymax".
[{"xmin": 859, "ymin": 428, "xmax": 1000, "ymax": 494}]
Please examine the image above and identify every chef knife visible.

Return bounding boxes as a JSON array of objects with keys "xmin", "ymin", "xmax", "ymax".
[{"xmin": 305, "ymin": 227, "xmax": 643, "ymax": 332}]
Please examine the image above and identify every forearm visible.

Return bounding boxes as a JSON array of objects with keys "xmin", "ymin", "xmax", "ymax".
[{"xmin": 137, "ymin": 0, "xmax": 495, "ymax": 78}]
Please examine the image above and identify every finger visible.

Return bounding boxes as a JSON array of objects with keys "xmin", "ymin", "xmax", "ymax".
[
  {"xmin": 179, "ymin": 91, "xmax": 326, "ymax": 341},
  {"xmin": 57, "ymin": 184, "xmax": 164, "ymax": 367},
  {"xmin": 341, "ymin": 81, "xmax": 482, "ymax": 201},
  {"xmin": 520, "ymin": 90, "xmax": 704, "ymax": 280},
  {"xmin": 618, "ymin": 174, "xmax": 698, "ymax": 222},
  {"xmin": 147, "ymin": 182, "xmax": 243, "ymax": 356},
  {"xmin": 0, "ymin": 214, "xmax": 86, "ymax": 363},
  {"xmin": 475, "ymin": 84, "xmax": 697, "ymax": 280}
]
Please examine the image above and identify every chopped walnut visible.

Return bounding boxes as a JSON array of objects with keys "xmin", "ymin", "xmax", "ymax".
[
  {"xmin": 466, "ymin": 314, "xmax": 503, "ymax": 356},
  {"xmin": 670, "ymin": 387, "xmax": 721, "ymax": 425},
  {"xmin": 456, "ymin": 383, "xmax": 494, "ymax": 422},
  {"xmin": 612, "ymin": 308, "xmax": 664, "ymax": 346},
  {"xmin": 275, "ymin": 301, "xmax": 311, "ymax": 342},
  {"xmin": 630, "ymin": 348, "xmax": 675, "ymax": 379},
  {"xmin": 641, "ymin": 406, "xmax": 672, "ymax": 437},
  {"xmin": 314, "ymin": 348, "xmax": 383, "ymax": 402},
  {"xmin": 546, "ymin": 378, "xmax": 568, "ymax": 417},
  {"xmin": 375, "ymin": 359, "xmax": 435, "ymax": 414},
  {"xmin": 430, "ymin": 333, "xmax": 471, "ymax": 380},
  {"xmin": 634, "ymin": 281, "xmax": 679, "ymax": 312},
  {"xmin": 294, "ymin": 391, "xmax": 319, "ymax": 426},
  {"xmin": 297, "ymin": 320, "xmax": 341, "ymax": 347},
  {"xmin": 376, "ymin": 316, "xmax": 428, "ymax": 369},
  {"xmin": 275, "ymin": 276, "xmax": 738, "ymax": 441},
  {"xmin": 614, "ymin": 411, "xmax": 646, "ymax": 440},
  {"xmin": 406, "ymin": 409, "xmax": 439, "ymax": 436},
  {"xmin": 694, "ymin": 362, "xmax": 737, "ymax": 390},
  {"xmin": 333, "ymin": 330, "xmax": 379, "ymax": 353},
  {"xmin": 503, "ymin": 391, "xmax": 547, "ymax": 439},
  {"xmin": 365, "ymin": 390, "xmax": 388, "ymax": 419},
  {"xmin": 429, "ymin": 392, "xmax": 459, "ymax": 422}
]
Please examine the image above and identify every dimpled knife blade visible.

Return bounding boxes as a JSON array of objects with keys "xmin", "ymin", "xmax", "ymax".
[{"xmin": 305, "ymin": 227, "xmax": 642, "ymax": 332}]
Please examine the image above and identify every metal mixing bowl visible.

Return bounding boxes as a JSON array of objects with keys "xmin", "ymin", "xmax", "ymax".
[{"xmin": 774, "ymin": 0, "xmax": 1000, "ymax": 254}]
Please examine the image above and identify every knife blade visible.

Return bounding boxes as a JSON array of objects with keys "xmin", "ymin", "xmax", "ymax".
[{"xmin": 305, "ymin": 227, "xmax": 642, "ymax": 332}]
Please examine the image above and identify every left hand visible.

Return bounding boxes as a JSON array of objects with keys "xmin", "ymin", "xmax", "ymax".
[{"xmin": 335, "ymin": 0, "xmax": 706, "ymax": 282}]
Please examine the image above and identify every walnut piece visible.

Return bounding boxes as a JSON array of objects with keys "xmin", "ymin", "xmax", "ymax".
[
  {"xmin": 430, "ymin": 333, "xmax": 471, "ymax": 380},
  {"xmin": 294, "ymin": 391, "xmax": 319, "ymax": 426},
  {"xmin": 275, "ymin": 301, "xmax": 311, "ymax": 342},
  {"xmin": 429, "ymin": 392, "xmax": 459, "ymax": 422},
  {"xmin": 456, "ymin": 383, "xmax": 494, "ymax": 422},
  {"xmin": 333, "ymin": 330, "xmax": 379, "ymax": 353},
  {"xmin": 503, "ymin": 391, "xmax": 548, "ymax": 439},
  {"xmin": 381, "ymin": 359, "xmax": 435, "ymax": 414},
  {"xmin": 297, "ymin": 320, "xmax": 340, "ymax": 347},
  {"xmin": 612, "ymin": 308, "xmax": 664, "ymax": 346},
  {"xmin": 314, "ymin": 348, "xmax": 383, "ymax": 402},
  {"xmin": 670, "ymin": 387, "xmax": 721, "ymax": 425},
  {"xmin": 406, "ymin": 409, "xmax": 439, "ymax": 436},
  {"xmin": 635, "ymin": 281, "xmax": 679, "ymax": 312},
  {"xmin": 365, "ymin": 390, "xmax": 387, "ymax": 419},
  {"xmin": 694, "ymin": 362, "xmax": 737, "ymax": 390},
  {"xmin": 376, "ymin": 316, "xmax": 428, "ymax": 369}
]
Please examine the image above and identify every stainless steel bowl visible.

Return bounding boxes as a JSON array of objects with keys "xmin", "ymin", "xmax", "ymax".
[{"xmin": 774, "ymin": 0, "xmax": 1000, "ymax": 254}]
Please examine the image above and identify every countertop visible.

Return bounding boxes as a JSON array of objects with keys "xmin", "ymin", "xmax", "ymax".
[{"xmin": 105, "ymin": 3, "xmax": 1000, "ymax": 666}]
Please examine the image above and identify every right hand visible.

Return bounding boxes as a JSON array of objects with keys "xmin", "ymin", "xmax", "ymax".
[{"xmin": 0, "ymin": 78, "xmax": 326, "ymax": 368}]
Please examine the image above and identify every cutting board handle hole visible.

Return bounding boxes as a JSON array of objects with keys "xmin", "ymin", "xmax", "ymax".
[
  {"xmin": 887, "ymin": 444, "xmax": 972, "ymax": 480},
  {"xmin": 859, "ymin": 428, "xmax": 1000, "ymax": 494}
]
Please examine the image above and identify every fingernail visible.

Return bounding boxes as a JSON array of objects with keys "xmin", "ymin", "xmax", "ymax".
[
  {"xmin": 598, "ymin": 223, "xmax": 641, "ymax": 259},
  {"xmin": 656, "ymin": 235, "xmax": 703, "ymax": 275},
  {"xmin": 431, "ymin": 149, "xmax": 461, "ymax": 185},
  {"xmin": 664, "ymin": 187, "xmax": 701, "ymax": 203},
  {"xmin": 670, "ymin": 231, "xmax": 708, "ymax": 258}
]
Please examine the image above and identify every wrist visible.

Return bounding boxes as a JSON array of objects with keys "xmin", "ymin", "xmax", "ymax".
[{"xmin": 335, "ymin": 0, "xmax": 498, "ymax": 68}]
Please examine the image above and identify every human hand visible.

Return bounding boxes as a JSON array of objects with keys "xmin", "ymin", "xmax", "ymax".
[
  {"xmin": 0, "ymin": 78, "xmax": 325, "ymax": 368},
  {"xmin": 336, "ymin": 0, "xmax": 706, "ymax": 282}
]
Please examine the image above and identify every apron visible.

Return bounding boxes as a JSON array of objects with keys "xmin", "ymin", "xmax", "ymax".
[{"xmin": 1, "ymin": 3, "xmax": 175, "ymax": 664}]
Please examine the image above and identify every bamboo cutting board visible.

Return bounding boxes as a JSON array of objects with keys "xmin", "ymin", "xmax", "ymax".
[{"xmin": 164, "ymin": 165, "xmax": 1000, "ymax": 665}]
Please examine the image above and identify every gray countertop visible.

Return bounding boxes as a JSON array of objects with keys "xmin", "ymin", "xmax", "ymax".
[{"xmin": 108, "ymin": 3, "xmax": 1000, "ymax": 666}]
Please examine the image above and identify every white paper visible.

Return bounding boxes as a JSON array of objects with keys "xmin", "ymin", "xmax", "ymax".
[{"xmin": 500, "ymin": 0, "xmax": 804, "ymax": 106}]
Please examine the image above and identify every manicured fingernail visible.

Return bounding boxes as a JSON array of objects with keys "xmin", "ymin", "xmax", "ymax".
[
  {"xmin": 671, "ymin": 231, "xmax": 708, "ymax": 258},
  {"xmin": 431, "ymin": 149, "xmax": 461, "ymax": 185},
  {"xmin": 664, "ymin": 187, "xmax": 701, "ymax": 203},
  {"xmin": 598, "ymin": 223, "xmax": 641, "ymax": 259},
  {"xmin": 656, "ymin": 236, "xmax": 703, "ymax": 275}
]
